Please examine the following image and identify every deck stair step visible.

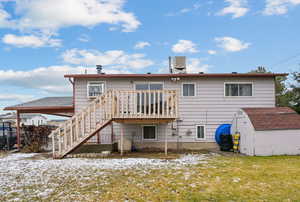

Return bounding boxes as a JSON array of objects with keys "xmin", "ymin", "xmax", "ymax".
[{"xmin": 50, "ymin": 89, "xmax": 178, "ymax": 159}]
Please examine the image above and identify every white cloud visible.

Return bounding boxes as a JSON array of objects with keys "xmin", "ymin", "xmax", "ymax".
[
  {"xmin": 215, "ymin": 37, "xmax": 250, "ymax": 52},
  {"xmin": 78, "ymin": 34, "xmax": 90, "ymax": 42},
  {"xmin": 180, "ymin": 8, "xmax": 191, "ymax": 14},
  {"xmin": 166, "ymin": 3, "xmax": 201, "ymax": 16},
  {"xmin": 0, "ymin": 65, "xmax": 131, "ymax": 95},
  {"xmin": 2, "ymin": 34, "xmax": 61, "ymax": 48},
  {"xmin": 62, "ymin": 49, "xmax": 154, "ymax": 69},
  {"xmin": 193, "ymin": 3, "xmax": 202, "ymax": 10},
  {"xmin": 0, "ymin": 94, "xmax": 35, "ymax": 102},
  {"xmin": 156, "ymin": 41, "xmax": 169, "ymax": 46},
  {"xmin": 0, "ymin": 4, "xmax": 11, "ymax": 27},
  {"xmin": 217, "ymin": 0, "xmax": 249, "ymax": 18},
  {"xmin": 208, "ymin": 50, "xmax": 217, "ymax": 55},
  {"xmin": 0, "ymin": 0, "xmax": 140, "ymax": 33},
  {"xmin": 0, "ymin": 48, "xmax": 153, "ymax": 95},
  {"xmin": 187, "ymin": 58, "xmax": 211, "ymax": 73},
  {"xmin": 172, "ymin": 40, "xmax": 199, "ymax": 53},
  {"xmin": 0, "ymin": 65, "xmax": 79, "ymax": 94},
  {"xmin": 109, "ymin": 27, "xmax": 119, "ymax": 31},
  {"xmin": 134, "ymin": 41, "xmax": 151, "ymax": 49},
  {"xmin": 263, "ymin": 0, "xmax": 300, "ymax": 15}
]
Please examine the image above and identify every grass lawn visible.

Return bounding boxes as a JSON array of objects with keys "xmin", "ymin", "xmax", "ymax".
[
  {"xmin": 1, "ymin": 153, "xmax": 300, "ymax": 201},
  {"xmin": 0, "ymin": 151, "xmax": 7, "ymax": 158}
]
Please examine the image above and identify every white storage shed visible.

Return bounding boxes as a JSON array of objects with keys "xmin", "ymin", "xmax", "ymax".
[{"xmin": 231, "ymin": 107, "xmax": 300, "ymax": 156}]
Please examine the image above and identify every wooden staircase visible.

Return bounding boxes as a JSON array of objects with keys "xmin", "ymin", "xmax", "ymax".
[{"xmin": 51, "ymin": 89, "xmax": 178, "ymax": 159}]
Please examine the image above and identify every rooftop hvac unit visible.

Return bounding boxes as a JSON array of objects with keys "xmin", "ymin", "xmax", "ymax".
[{"xmin": 171, "ymin": 56, "xmax": 186, "ymax": 74}]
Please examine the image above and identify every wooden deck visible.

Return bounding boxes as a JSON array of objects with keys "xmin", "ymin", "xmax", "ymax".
[{"xmin": 51, "ymin": 89, "xmax": 179, "ymax": 158}]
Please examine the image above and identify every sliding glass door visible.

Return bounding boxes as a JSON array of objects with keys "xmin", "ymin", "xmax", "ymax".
[{"xmin": 135, "ymin": 83, "xmax": 163, "ymax": 114}]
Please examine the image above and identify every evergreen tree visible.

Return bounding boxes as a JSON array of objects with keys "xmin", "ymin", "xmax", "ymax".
[
  {"xmin": 249, "ymin": 66, "xmax": 288, "ymax": 107},
  {"xmin": 289, "ymin": 71, "xmax": 300, "ymax": 113}
]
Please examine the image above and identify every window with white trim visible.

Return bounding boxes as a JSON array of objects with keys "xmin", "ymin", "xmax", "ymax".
[
  {"xmin": 196, "ymin": 125, "xmax": 205, "ymax": 139},
  {"xmin": 142, "ymin": 125, "xmax": 157, "ymax": 140},
  {"xmin": 88, "ymin": 82, "xmax": 104, "ymax": 97},
  {"xmin": 182, "ymin": 83, "xmax": 195, "ymax": 96},
  {"xmin": 225, "ymin": 83, "xmax": 252, "ymax": 96}
]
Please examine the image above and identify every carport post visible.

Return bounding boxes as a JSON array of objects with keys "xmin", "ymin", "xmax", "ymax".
[{"xmin": 16, "ymin": 110, "xmax": 21, "ymax": 150}]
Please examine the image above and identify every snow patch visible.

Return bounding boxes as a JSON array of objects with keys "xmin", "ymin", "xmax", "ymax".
[{"xmin": 0, "ymin": 153, "xmax": 211, "ymax": 200}]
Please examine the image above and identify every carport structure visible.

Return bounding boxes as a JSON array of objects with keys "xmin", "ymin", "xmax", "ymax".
[{"xmin": 4, "ymin": 97, "xmax": 74, "ymax": 149}]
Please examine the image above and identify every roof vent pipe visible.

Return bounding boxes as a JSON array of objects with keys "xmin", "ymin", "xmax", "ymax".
[
  {"xmin": 169, "ymin": 56, "xmax": 173, "ymax": 74},
  {"xmin": 96, "ymin": 65, "xmax": 103, "ymax": 74}
]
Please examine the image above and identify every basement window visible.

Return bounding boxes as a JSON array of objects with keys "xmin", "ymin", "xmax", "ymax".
[
  {"xmin": 196, "ymin": 125, "xmax": 205, "ymax": 140},
  {"xmin": 142, "ymin": 125, "xmax": 157, "ymax": 140},
  {"xmin": 87, "ymin": 81, "xmax": 105, "ymax": 98},
  {"xmin": 225, "ymin": 83, "xmax": 253, "ymax": 96}
]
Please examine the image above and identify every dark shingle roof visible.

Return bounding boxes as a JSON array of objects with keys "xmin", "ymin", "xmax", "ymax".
[
  {"xmin": 4, "ymin": 97, "xmax": 73, "ymax": 110},
  {"xmin": 64, "ymin": 73, "xmax": 288, "ymax": 79},
  {"xmin": 242, "ymin": 107, "xmax": 300, "ymax": 131}
]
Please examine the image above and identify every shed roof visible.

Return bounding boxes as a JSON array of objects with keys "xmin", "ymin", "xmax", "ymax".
[
  {"xmin": 242, "ymin": 107, "xmax": 300, "ymax": 131},
  {"xmin": 4, "ymin": 97, "xmax": 73, "ymax": 111},
  {"xmin": 65, "ymin": 73, "xmax": 287, "ymax": 79}
]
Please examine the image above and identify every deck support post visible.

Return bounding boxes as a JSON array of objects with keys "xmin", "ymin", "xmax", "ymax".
[
  {"xmin": 16, "ymin": 110, "xmax": 21, "ymax": 150},
  {"xmin": 97, "ymin": 132, "xmax": 100, "ymax": 144},
  {"xmin": 165, "ymin": 124, "xmax": 168, "ymax": 156},
  {"xmin": 111, "ymin": 122, "xmax": 114, "ymax": 144},
  {"xmin": 52, "ymin": 132, "xmax": 55, "ymax": 157},
  {"xmin": 121, "ymin": 123, "xmax": 124, "ymax": 156}
]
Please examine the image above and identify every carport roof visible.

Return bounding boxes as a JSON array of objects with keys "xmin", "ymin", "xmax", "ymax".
[
  {"xmin": 4, "ymin": 97, "xmax": 74, "ymax": 117},
  {"xmin": 4, "ymin": 97, "xmax": 73, "ymax": 110},
  {"xmin": 242, "ymin": 107, "xmax": 300, "ymax": 131}
]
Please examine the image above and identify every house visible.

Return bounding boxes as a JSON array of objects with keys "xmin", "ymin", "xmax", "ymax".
[
  {"xmin": 231, "ymin": 107, "xmax": 300, "ymax": 156},
  {"xmin": 4, "ymin": 58, "xmax": 287, "ymax": 158},
  {"xmin": 47, "ymin": 119, "xmax": 68, "ymax": 127},
  {"xmin": 0, "ymin": 112, "xmax": 48, "ymax": 126}
]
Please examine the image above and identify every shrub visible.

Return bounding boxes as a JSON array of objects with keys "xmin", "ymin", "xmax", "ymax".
[{"xmin": 21, "ymin": 125, "xmax": 54, "ymax": 153}]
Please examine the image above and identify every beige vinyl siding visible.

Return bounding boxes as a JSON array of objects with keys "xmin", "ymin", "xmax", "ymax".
[{"xmin": 74, "ymin": 77, "xmax": 275, "ymax": 143}]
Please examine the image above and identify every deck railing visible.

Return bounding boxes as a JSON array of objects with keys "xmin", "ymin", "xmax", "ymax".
[
  {"xmin": 51, "ymin": 89, "xmax": 178, "ymax": 158},
  {"xmin": 112, "ymin": 90, "xmax": 178, "ymax": 119}
]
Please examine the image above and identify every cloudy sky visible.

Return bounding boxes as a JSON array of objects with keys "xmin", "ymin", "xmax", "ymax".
[{"xmin": 0, "ymin": 0, "xmax": 300, "ymax": 111}]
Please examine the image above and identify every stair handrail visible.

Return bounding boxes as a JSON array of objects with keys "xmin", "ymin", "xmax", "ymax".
[
  {"xmin": 51, "ymin": 89, "xmax": 179, "ymax": 157},
  {"xmin": 51, "ymin": 90, "xmax": 114, "ymax": 154}
]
